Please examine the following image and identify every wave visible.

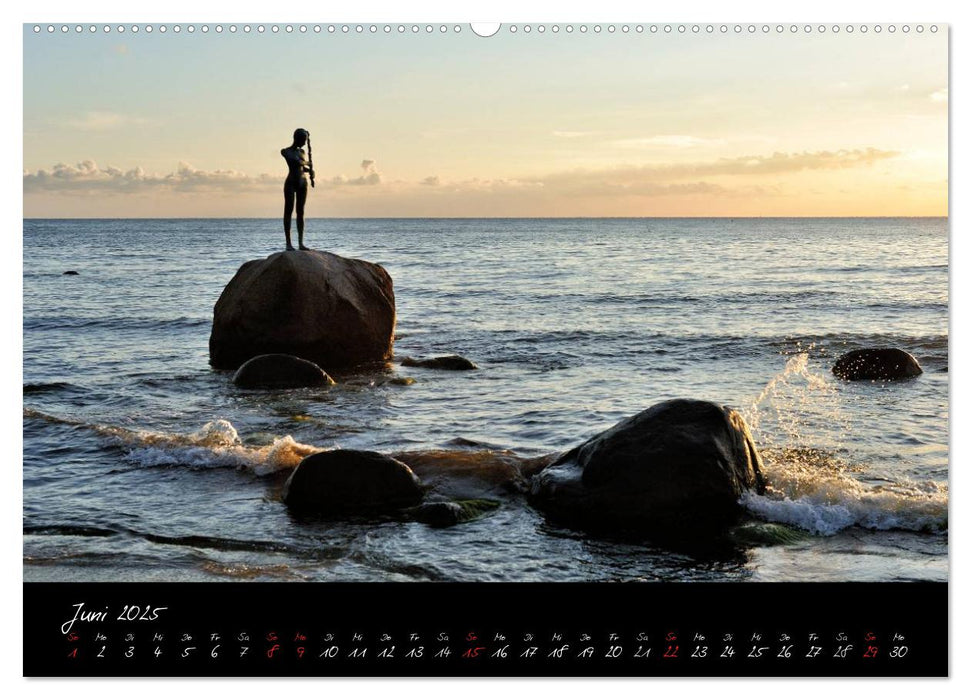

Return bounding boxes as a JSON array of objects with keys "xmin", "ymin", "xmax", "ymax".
[
  {"xmin": 23, "ymin": 407, "xmax": 85, "ymax": 426},
  {"xmin": 23, "ymin": 408, "xmax": 320, "ymax": 475},
  {"xmin": 140, "ymin": 532, "xmax": 313, "ymax": 554},
  {"xmin": 23, "ymin": 408, "xmax": 541, "ymax": 482},
  {"xmin": 25, "ymin": 400, "xmax": 948, "ymax": 538},
  {"xmin": 23, "ymin": 522, "xmax": 328, "ymax": 558},
  {"xmin": 24, "ymin": 525, "xmax": 117, "ymax": 537},
  {"xmin": 742, "ymin": 352, "xmax": 846, "ymax": 446},
  {"xmin": 740, "ymin": 354, "xmax": 948, "ymax": 536},
  {"xmin": 23, "ymin": 315, "xmax": 209, "ymax": 332},
  {"xmin": 117, "ymin": 421, "xmax": 320, "ymax": 475},
  {"xmin": 813, "ymin": 263, "xmax": 948, "ymax": 274},
  {"xmin": 197, "ymin": 562, "xmax": 304, "ymax": 580},
  {"xmin": 23, "ymin": 381, "xmax": 81, "ymax": 395},
  {"xmin": 407, "ymin": 286, "xmax": 940, "ymax": 310},
  {"xmin": 448, "ymin": 328, "xmax": 949, "ymax": 370},
  {"xmin": 770, "ymin": 333, "xmax": 948, "ymax": 354},
  {"xmin": 742, "ymin": 451, "xmax": 948, "ymax": 536}
]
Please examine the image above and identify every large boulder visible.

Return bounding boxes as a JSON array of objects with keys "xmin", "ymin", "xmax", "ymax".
[
  {"xmin": 232, "ymin": 353, "xmax": 335, "ymax": 389},
  {"xmin": 529, "ymin": 399, "xmax": 767, "ymax": 533},
  {"xmin": 209, "ymin": 250, "xmax": 395, "ymax": 370},
  {"xmin": 832, "ymin": 348, "xmax": 922, "ymax": 381},
  {"xmin": 283, "ymin": 449, "xmax": 424, "ymax": 514}
]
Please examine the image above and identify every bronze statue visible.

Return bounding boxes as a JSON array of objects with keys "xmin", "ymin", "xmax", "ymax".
[{"xmin": 281, "ymin": 128, "xmax": 315, "ymax": 251}]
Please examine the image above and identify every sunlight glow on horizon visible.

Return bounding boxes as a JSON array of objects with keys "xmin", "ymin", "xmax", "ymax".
[{"xmin": 23, "ymin": 27, "xmax": 948, "ymax": 217}]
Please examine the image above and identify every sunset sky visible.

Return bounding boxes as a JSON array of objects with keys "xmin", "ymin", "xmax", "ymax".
[{"xmin": 23, "ymin": 25, "xmax": 948, "ymax": 217}]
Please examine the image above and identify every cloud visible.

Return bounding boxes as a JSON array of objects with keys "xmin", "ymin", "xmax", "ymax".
[
  {"xmin": 24, "ymin": 159, "xmax": 388, "ymax": 194},
  {"xmin": 930, "ymin": 87, "xmax": 948, "ymax": 102},
  {"xmin": 445, "ymin": 177, "xmax": 544, "ymax": 192},
  {"xmin": 516, "ymin": 148, "xmax": 901, "ymax": 197},
  {"xmin": 23, "ymin": 160, "xmax": 277, "ymax": 193},
  {"xmin": 417, "ymin": 175, "xmax": 734, "ymax": 199},
  {"xmin": 25, "ymin": 149, "xmax": 899, "ymax": 200},
  {"xmin": 331, "ymin": 159, "xmax": 382, "ymax": 187},
  {"xmin": 552, "ymin": 180, "xmax": 738, "ymax": 197},
  {"xmin": 59, "ymin": 111, "xmax": 153, "ymax": 131}
]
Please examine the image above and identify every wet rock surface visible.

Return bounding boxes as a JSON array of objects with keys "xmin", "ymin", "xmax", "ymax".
[
  {"xmin": 210, "ymin": 249, "xmax": 395, "ymax": 370},
  {"xmin": 832, "ymin": 348, "xmax": 923, "ymax": 381},
  {"xmin": 530, "ymin": 398, "xmax": 767, "ymax": 534}
]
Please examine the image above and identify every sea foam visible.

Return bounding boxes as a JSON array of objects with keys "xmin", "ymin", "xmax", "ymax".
[
  {"xmin": 739, "ymin": 352, "xmax": 948, "ymax": 535},
  {"xmin": 24, "ymin": 408, "xmax": 321, "ymax": 475},
  {"xmin": 740, "ymin": 475, "xmax": 948, "ymax": 536},
  {"xmin": 116, "ymin": 420, "xmax": 321, "ymax": 475}
]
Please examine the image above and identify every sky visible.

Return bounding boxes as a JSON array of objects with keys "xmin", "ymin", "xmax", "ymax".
[{"xmin": 22, "ymin": 24, "xmax": 948, "ymax": 217}]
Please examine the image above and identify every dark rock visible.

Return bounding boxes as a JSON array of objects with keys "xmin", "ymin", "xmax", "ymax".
[
  {"xmin": 232, "ymin": 353, "xmax": 335, "ymax": 389},
  {"xmin": 412, "ymin": 501, "xmax": 465, "ymax": 527},
  {"xmin": 400, "ymin": 355, "xmax": 477, "ymax": 370},
  {"xmin": 832, "ymin": 348, "xmax": 922, "ymax": 381},
  {"xmin": 209, "ymin": 250, "xmax": 395, "ymax": 370},
  {"xmin": 408, "ymin": 499, "xmax": 501, "ymax": 527},
  {"xmin": 529, "ymin": 399, "xmax": 767, "ymax": 533},
  {"xmin": 62, "ymin": 270, "xmax": 79, "ymax": 275},
  {"xmin": 283, "ymin": 449, "xmax": 423, "ymax": 514}
]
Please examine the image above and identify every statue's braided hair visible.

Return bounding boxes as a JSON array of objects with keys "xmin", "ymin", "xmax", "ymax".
[
  {"xmin": 292, "ymin": 128, "xmax": 315, "ymax": 187},
  {"xmin": 306, "ymin": 134, "xmax": 315, "ymax": 188}
]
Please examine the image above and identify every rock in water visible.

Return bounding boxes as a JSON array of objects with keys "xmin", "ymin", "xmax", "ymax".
[
  {"xmin": 407, "ymin": 499, "xmax": 501, "ymax": 527},
  {"xmin": 232, "ymin": 353, "xmax": 335, "ymax": 389},
  {"xmin": 393, "ymin": 448, "xmax": 545, "ymax": 498},
  {"xmin": 209, "ymin": 250, "xmax": 395, "ymax": 370},
  {"xmin": 400, "ymin": 355, "xmax": 477, "ymax": 370},
  {"xmin": 283, "ymin": 450, "xmax": 424, "ymax": 514},
  {"xmin": 529, "ymin": 399, "xmax": 767, "ymax": 533},
  {"xmin": 832, "ymin": 348, "xmax": 922, "ymax": 381}
]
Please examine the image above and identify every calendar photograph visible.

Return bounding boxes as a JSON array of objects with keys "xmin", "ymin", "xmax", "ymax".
[{"xmin": 21, "ymin": 20, "xmax": 948, "ymax": 676}]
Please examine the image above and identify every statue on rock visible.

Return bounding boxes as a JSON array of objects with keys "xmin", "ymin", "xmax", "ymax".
[{"xmin": 281, "ymin": 128, "xmax": 315, "ymax": 251}]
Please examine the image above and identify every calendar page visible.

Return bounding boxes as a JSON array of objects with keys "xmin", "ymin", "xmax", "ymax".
[{"xmin": 21, "ymin": 18, "xmax": 948, "ymax": 677}]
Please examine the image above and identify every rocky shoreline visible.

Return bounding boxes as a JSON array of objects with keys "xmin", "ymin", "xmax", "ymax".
[{"xmin": 208, "ymin": 248, "xmax": 928, "ymax": 539}]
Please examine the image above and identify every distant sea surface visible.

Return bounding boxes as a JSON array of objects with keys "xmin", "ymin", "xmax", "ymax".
[{"xmin": 23, "ymin": 218, "xmax": 948, "ymax": 582}]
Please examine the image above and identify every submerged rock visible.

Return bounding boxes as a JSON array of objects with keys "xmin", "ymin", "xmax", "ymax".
[
  {"xmin": 393, "ymin": 448, "xmax": 552, "ymax": 499},
  {"xmin": 728, "ymin": 521, "xmax": 807, "ymax": 546},
  {"xmin": 62, "ymin": 270, "xmax": 79, "ymax": 276},
  {"xmin": 407, "ymin": 499, "xmax": 501, "ymax": 527},
  {"xmin": 283, "ymin": 449, "xmax": 423, "ymax": 514},
  {"xmin": 209, "ymin": 250, "xmax": 395, "ymax": 370},
  {"xmin": 529, "ymin": 399, "xmax": 767, "ymax": 534},
  {"xmin": 232, "ymin": 353, "xmax": 335, "ymax": 389},
  {"xmin": 400, "ymin": 355, "xmax": 477, "ymax": 370},
  {"xmin": 832, "ymin": 348, "xmax": 922, "ymax": 381}
]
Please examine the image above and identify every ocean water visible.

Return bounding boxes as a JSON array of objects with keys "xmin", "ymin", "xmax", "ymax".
[{"xmin": 23, "ymin": 218, "xmax": 948, "ymax": 582}]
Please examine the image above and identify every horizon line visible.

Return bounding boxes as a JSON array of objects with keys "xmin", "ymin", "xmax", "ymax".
[{"xmin": 22, "ymin": 215, "xmax": 949, "ymax": 221}]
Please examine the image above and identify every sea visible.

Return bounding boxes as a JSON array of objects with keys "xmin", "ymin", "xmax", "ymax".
[{"xmin": 22, "ymin": 218, "xmax": 949, "ymax": 582}]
